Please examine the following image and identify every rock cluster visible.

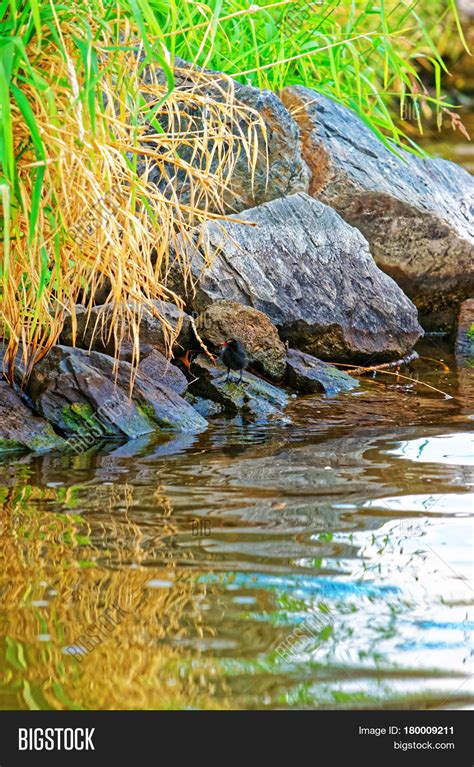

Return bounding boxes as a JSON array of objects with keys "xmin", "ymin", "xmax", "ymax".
[{"xmin": 2, "ymin": 62, "xmax": 470, "ymax": 454}]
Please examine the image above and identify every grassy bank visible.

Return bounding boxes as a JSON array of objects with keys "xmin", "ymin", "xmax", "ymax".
[{"xmin": 0, "ymin": 0, "xmax": 467, "ymax": 380}]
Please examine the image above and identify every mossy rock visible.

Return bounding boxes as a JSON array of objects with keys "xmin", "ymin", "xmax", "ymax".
[
  {"xmin": 455, "ymin": 301, "xmax": 474, "ymax": 361},
  {"xmin": 27, "ymin": 345, "xmax": 207, "ymax": 445},
  {"xmin": 185, "ymin": 394, "xmax": 224, "ymax": 417},
  {"xmin": 188, "ymin": 354, "xmax": 290, "ymax": 422},
  {"xmin": 0, "ymin": 382, "xmax": 65, "ymax": 454}
]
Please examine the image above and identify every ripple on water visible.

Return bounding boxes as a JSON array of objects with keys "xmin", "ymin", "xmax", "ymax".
[{"xmin": 0, "ymin": 341, "xmax": 472, "ymax": 709}]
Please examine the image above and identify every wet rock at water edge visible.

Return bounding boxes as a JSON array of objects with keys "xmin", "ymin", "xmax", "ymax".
[
  {"xmin": 285, "ymin": 349, "xmax": 358, "ymax": 395},
  {"xmin": 0, "ymin": 381, "xmax": 66, "ymax": 454},
  {"xmin": 195, "ymin": 300, "xmax": 286, "ymax": 381},
  {"xmin": 177, "ymin": 193, "xmax": 423, "ymax": 362},
  {"xmin": 455, "ymin": 298, "xmax": 474, "ymax": 360},
  {"xmin": 27, "ymin": 346, "xmax": 207, "ymax": 445},
  {"xmin": 184, "ymin": 393, "xmax": 224, "ymax": 418},
  {"xmin": 187, "ymin": 354, "xmax": 290, "ymax": 422},
  {"xmin": 282, "ymin": 86, "xmax": 474, "ymax": 329}
]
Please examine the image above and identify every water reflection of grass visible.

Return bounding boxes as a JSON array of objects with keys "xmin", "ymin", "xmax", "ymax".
[
  {"xmin": 1, "ymin": 483, "xmax": 471, "ymax": 709},
  {"xmin": 0, "ymin": 482, "xmax": 233, "ymax": 710},
  {"xmin": 1, "ymin": 378, "xmax": 472, "ymax": 710}
]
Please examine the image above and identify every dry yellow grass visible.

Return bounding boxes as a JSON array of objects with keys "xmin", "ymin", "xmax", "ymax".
[{"xmin": 1, "ymin": 16, "xmax": 263, "ymax": 384}]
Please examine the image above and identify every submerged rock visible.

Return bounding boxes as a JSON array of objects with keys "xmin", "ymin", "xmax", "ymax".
[
  {"xmin": 282, "ymin": 86, "xmax": 474, "ymax": 329},
  {"xmin": 455, "ymin": 298, "xmax": 474, "ymax": 359},
  {"xmin": 0, "ymin": 382, "xmax": 65, "ymax": 453},
  {"xmin": 179, "ymin": 193, "xmax": 423, "ymax": 362},
  {"xmin": 285, "ymin": 349, "xmax": 358, "ymax": 395},
  {"xmin": 187, "ymin": 354, "xmax": 289, "ymax": 422},
  {"xmin": 60, "ymin": 300, "xmax": 192, "ymax": 358},
  {"xmin": 27, "ymin": 346, "xmax": 207, "ymax": 444},
  {"xmin": 195, "ymin": 300, "xmax": 286, "ymax": 380}
]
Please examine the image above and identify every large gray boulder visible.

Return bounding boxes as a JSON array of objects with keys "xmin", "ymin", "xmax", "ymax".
[
  {"xmin": 27, "ymin": 346, "xmax": 207, "ymax": 446},
  {"xmin": 177, "ymin": 193, "xmax": 423, "ymax": 362},
  {"xmin": 282, "ymin": 86, "xmax": 474, "ymax": 329},
  {"xmin": 140, "ymin": 57, "xmax": 309, "ymax": 213},
  {"xmin": 138, "ymin": 349, "xmax": 188, "ymax": 395},
  {"xmin": 0, "ymin": 382, "xmax": 65, "ymax": 453}
]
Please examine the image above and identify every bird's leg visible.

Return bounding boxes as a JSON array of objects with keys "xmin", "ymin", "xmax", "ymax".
[
  {"xmin": 238, "ymin": 369, "xmax": 243, "ymax": 384},
  {"xmin": 226, "ymin": 367, "xmax": 230, "ymax": 383}
]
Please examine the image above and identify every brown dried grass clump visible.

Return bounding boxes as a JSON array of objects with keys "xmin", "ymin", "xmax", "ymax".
[{"xmin": 1, "ymin": 5, "xmax": 263, "ymax": 382}]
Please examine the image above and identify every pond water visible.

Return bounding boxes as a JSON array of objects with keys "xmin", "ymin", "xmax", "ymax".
[{"xmin": 0, "ymin": 337, "xmax": 472, "ymax": 710}]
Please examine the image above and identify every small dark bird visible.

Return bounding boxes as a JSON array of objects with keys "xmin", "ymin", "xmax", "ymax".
[{"xmin": 222, "ymin": 338, "xmax": 248, "ymax": 384}]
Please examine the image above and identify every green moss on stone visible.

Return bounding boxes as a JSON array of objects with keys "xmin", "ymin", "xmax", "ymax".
[
  {"xmin": 0, "ymin": 439, "xmax": 25, "ymax": 454},
  {"xmin": 61, "ymin": 402, "xmax": 94, "ymax": 426},
  {"xmin": 136, "ymin": 402, "xmax": 158, "ymax": 423},
  {"xmin": 27, "ymin": 424, "xmax": 65, "ymax": 453},
  {"xmin": 0, "ymin": 422, "xmax": 64, "ymax": 454},
  {"xmin": 136, "ymin": 401, "xmax": 175, "ymax": 430},
  {"xmin": 61, "ymin": 402, "xmax": 122, "ymax": 436},
  {"xmin": 61, "ymin": 402, "xmax": 105, "ymax": 436}
]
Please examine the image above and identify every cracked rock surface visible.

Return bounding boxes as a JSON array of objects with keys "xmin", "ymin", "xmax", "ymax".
[
  {"xmin": 176, "ymin": 193, "xmax": 423, "ymax": 362},
  {"xmin": 282, "ymin": 86, "xmax": 474, "ymax": 329},
  {"xmin": 27, "ymin": 346, "xmax": 207, "ymax": 439}
]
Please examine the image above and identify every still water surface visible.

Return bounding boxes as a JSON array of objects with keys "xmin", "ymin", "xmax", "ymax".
[{"xmin": 0, "ymin": 338, "xmax": 472, "ymax": 709}]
